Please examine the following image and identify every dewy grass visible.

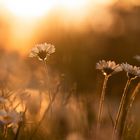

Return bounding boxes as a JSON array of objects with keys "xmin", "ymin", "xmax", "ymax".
[{"xmin": 96, "ymin": 60, "xmax": 122, "ymax": 138}]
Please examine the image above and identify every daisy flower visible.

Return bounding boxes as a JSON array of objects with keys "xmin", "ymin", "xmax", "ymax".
[
  {"xmin": 121, "ymin": 63, "xmax": 140, "ymax": 79},
  {"xmin": 134, "ymin": 55, "xmax": 140, "ymax": 62},
  {"xmin": 0, "ymin": 110, "xmax": 22, "ymax": 126},
  {"xmin": 96, "ymin": 60, "xmax": 122, "ymax": 76},
  {"xmin": 29, "ymin": 43, "xmax": 55, "ymax": 61}
]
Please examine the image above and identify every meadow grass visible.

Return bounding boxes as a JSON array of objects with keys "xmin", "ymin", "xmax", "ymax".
[{"xmin": 0, "ymin": 44, "xmax": 140, "ymax": 140}]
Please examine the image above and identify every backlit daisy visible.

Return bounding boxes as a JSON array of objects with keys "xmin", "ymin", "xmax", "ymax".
[
  {"xmin": 29, "ymin": 43, "xmax": 55, "ymax": 61},
  {"xmin": 96, "ymin": 60, "xmax": 122, "ymax": 76},
  {"xmin": 121, "ymin": 63, "xmax": 140, "ymax": 79}
]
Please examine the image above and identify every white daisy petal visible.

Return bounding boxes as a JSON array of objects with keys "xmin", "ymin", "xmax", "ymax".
[
  {"xmin": 121, "ymin": 63, "xmax": 140, "ymax": 79},
  {"xmin": 96, "ymin": 60, "xmax": 122, "ymax": 76},
  {"xmin": 29, "ymin": 43, "xmax": 55, "ymax": 61}
]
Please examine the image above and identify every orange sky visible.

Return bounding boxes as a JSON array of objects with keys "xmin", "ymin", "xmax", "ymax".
[{"xmin": 0, "ymin": 0, "xmax": 140, "ymax": 54}]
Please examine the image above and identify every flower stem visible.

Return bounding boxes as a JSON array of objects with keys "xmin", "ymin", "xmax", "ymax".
[
  {"xmin": 14, "ymin": 107, "xmax": 27, "ymax": 140},
  {"xmin": 43, "ymin": 60, "xmax": 51, "ymax": 102},
  {"xmin": 29, "ymin": 83, "xmax": 60, "ymax": 140},
  {"xmin": 14, "ymin": 122, "xmax": 22, "ymax": 140},
  {"xmin": 122, "ymin": 82, "xmax": 140, "ymax": 136},
  {"xmin": 112, "ymin": 79, "xmax": 131, "ymax": 140},
  {"xmin": 129, "ymin": 83, "xmax": 140, "ymax": 109},
  {"xmin": 96, "ymin": 75, "xmax": 109, "ymax": 137}
]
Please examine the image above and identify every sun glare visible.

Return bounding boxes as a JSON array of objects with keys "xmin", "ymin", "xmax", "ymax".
[
  {"xmin": 2, "ymin": 0, "xmax": 56, "ymax": 18},
  {"xmin": 1, "ymin": 0, "xmax": 88, "ymax": 18},
  {"xmin": 0, "ymin": 0, "xmax": 117, "ymax": 53},
  {"xmin": 59, "ymin": 0, "xmax": 87, "ymax": 10},
  {"xmin": 1, "ymin": 0, "xmax": 116, "ymax": 19}
]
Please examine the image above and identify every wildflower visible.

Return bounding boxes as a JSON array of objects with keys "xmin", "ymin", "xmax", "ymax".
[
  {"xmin": 29, "ymin": 43, "xmax": 55, "ymax": 61},
  {"xmin": 0, "ymin": 110, "xmax": 22, "ymax": 127},
  {"xmin": 96, "ymin": 60, "xmax": 122, "ymax": 76},
  {"xmin": 134, "ymin": 55, "xmax": 140, "ymax": 62},
  {"xmin": 96, "ymin": 60, "xmax": 122, "ymax": 137},
  {"xmin": 121, "ymin": 63, "xmax": 140, "ymax": 79}
]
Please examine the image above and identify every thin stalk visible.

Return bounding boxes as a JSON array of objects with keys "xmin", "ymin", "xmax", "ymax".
[
  {"xmin": 39, "ymin": 91, "xmax": 42, "ymax": 115},
  {"xmin": 96, "ymin": 75, "xmax": 109, "ymax": 137},
  {"xmin": 29, "ymin": 84, "xmax": 60, "ymax": 140},
  {"xmin": 3, "ymin": 125, "xmax": 7, "ymax": 138},
  {"xmin": 118, "ymin": 87, "xmax": 132, "ymax": 139},
  {"xmin": 112, "ymin": 79, "xmax": 131, "ymax": 140},
  {"xmin": 44, "ymin": 60, "xmax": 53, "ymax": 121},
  {"xmin": 122, "ymin": 83, "xmax": 140, "ymax": 136},
  {"xmin": 14, "ymin": 122, "xmax": 22, "ymax": 140},
  {"xmin": 129, "ymin": 83, "xmax": 140, "ymax": 109},
  {"xmin": 107, "ymin": 99, "xmax": 114, "ymax": 127},
  {"xmin": 43, "ymin": 60, "xmax": 51, "ymax": 102},
  {"xmin": 14, "ymin": 107, "xmax": 27, "ymax": 140}
]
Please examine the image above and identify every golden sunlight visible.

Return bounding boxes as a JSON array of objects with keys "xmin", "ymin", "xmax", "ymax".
[
  {"xmin": 1, "ymin": 0, "xmax": 116, "ymax": 19},
  {"xmin": 1, "ymin": 0, "xmax": 56, "ymax": 18},
  {"xmin": 59, "ymin": 0, "xmax": 87, "ymax": 10},
  {"xmin": 0, "ymin": 0, "xmax": 118, "ymax": 53}
]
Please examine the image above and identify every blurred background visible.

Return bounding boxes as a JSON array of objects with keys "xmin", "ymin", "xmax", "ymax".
[{"xmin": 0, "ymin": 0, "xmax": 140, "ymax": 140}]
